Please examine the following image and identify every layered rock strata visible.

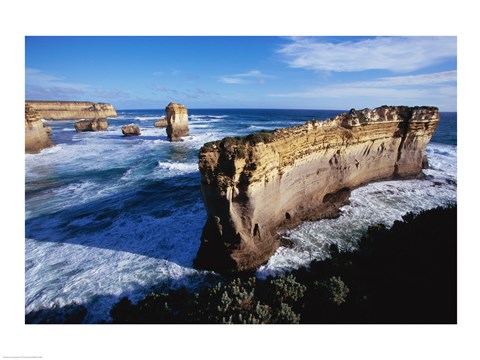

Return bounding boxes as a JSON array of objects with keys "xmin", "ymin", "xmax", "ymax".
[
  {"xmin": 122, "ymin": 124, "xmax": 141, "ymax": 136},
  {"xmin": 74, "ymin": 119, "xmax": 108, "ymax": 132},
  {"xmin": 26, "ymin": 101, "xmax": 117, "ymax": 120},
  {"xmin": 195, "ymin": 106, "xmax": 440, "ymax": 272},
  {"xmin": 165, "ymin": 102, "xmax": 189, "ymax": 141},
  {"xmin": 25, "ymin": 103, "xmax": 54, "ymax": 153}
]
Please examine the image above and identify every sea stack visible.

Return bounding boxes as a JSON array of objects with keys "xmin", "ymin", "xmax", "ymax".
[
  {"xmin": 122, "ymin": 124, "xmax": 141, "ymax": 136},
  {"xmin": 74, "ymin": 119, "xmax": 108, "ymax": 132},
  {"xmin": 25, "ymin": 103, "xmax": 54, "ymax": 153},
  {"xmin": 154, "ymin": 118, "xmax": 168, "ymax": 128},
  {"xmin": 165, "ymin": 102, "xmax": 189, "ymax": 141},
  {"xmin": 194, "ymin": 106, "xmax": 440, "ymax": 273},
  {"xmin": 26, "ymin": 101, "xmax": 117, "ymax": 120}
]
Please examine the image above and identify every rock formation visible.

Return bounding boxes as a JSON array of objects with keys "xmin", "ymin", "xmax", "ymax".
[
  {"xmin": 25, "ymin": 103, "xmax": 54, "ymax": 153},
  {"xmin": 122, "ymin": 124, "xmax": 141, "ymax": 136},
  {"xmin": 194, "ymin": 106, "xmax": 440, "ymax": 272},
  {"xmin": 165, "ymin": 102, "xmax": 189, "ymax": 141},
  {"xmin": 26, "ymin": 101, "xmax": 117, "ymax": 120},
  {"xmin": 74, "ymin": 119, "xmax": 108, "ymax": 132},
  {"xmin": 154, "ymin": 118, "xmax": 168, "ymax": 128}
]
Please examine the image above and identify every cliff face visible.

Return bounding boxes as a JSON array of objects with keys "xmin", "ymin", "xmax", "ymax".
[
  {"xmin": 25, "ymin": 104, "xmax": 54, "ymax": 153},
  {"xmin": 165, "ymin": 102, "xmax": 189, "ymax": 141},
  {"xmin": 26, "ymin": 101, "xmax": 117, "ymax": 120},
  {"xmin": 195, "ymin": 106, "xmax": 440, "ymax": 272}
]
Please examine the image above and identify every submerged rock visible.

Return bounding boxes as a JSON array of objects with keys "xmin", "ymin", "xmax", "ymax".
[
  {"xmin": 194, "ymin": 106, "xmax": 440, "ymax": 272},
  {"xmin": 122, "ymin": 124, "xmax": 141, "ymax": 136},
  {"xmin": 74, "ymin": 119, "xmax": 108, "ymax": 132},
  {"xmin": 25, "ymin": 103, "xmax": 54, "ymax": 153},
  {"xmin": 165, "ymin": 102, "xmax": 189, "ymax": 141}
]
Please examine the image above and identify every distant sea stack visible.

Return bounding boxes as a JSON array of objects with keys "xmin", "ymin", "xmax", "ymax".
[
  {"xmin": 154, "ymin": 118, "xmax": 168, "ymax": 128},
  {"xmin": 25, "ymin": 103, "xmax": 54, "ymax": 153},
  {"xmin": 74, "ymin": 119, "xmax": 108, "ymax": 132},
  {"xmin": 165, "ymin": 102, "xmax": 189, "ymax": 141},
  {"xmin": 122, "ymin": 124, "xmax": 141, "ymax": 136},
  {"xmin": 26, "ymin": 101, "xmax": 117, "ymax": 120},
  {"xmin": 194, "ymin": 106, "xmax": 440, "ymax": 272}
]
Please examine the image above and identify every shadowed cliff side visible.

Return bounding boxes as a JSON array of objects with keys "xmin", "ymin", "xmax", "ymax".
[
  {"xmin": 195, "ymin": 106, "xmax": 440, "ymax": 272},
  {"xmin": 25, "ymin": 103, "xmax": 53, "ymax": 153},
  {"xmin": 26, "ymin": 100, "xmax": 117, "ymax": 120}
]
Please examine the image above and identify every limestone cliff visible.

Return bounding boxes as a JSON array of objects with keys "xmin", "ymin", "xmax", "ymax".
[
  {"xmin": 165, "ymin": 102, "xmax": 189, "ymax": 141},
  {"xmin": 26, "ymin": 101, "xmax": 117, "ymax": 120},
  {"xmin": 195, "ymin": 106, "xmax": 440, "ymax": 272},
  {"xmin": 25, "ymin": 104, "xmax": 54, "ymax": 153}
]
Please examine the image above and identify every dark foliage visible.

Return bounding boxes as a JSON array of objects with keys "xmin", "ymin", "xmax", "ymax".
[
  {"xmin": 109, "ymin": 205, "xmax": 456, "ymax": 324},
  {"xmin": 26, "ymin": 302, "xmax": 87, "ymax": 324},
  {"xmin": 297, "ymin": 205, "xmax": 457, "ymax": 323}
]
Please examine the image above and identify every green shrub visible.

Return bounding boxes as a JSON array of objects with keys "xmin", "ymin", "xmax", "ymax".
[
  {"xmin": 324, "ymin": 276, "xmax": 349, "ymax": 306},
  {"xmin": 267, "ymin": 274, "xmax": 306, "ymax": 305},
  {"xmin": 271, "ymin": 303, "xmax": 301, "ymax": 324}
]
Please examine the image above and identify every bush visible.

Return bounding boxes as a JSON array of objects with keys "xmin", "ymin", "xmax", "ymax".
[
  {"xmin": 267, "ymin": 274, "xmax": 306, "ymax": 305},
  {"xmin": 324, "ymin": 276, "xmax": 349, "ymax": 305}
]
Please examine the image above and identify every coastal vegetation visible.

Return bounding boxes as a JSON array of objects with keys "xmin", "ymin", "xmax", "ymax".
[{"xmin": 109, "ymin": 205, "xmax": 456, "ymax": 324}]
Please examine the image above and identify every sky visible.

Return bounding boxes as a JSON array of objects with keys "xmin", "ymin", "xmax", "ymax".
[{"xmin": 25, "ymin": 36, "xmax": 457, "ymax": 111}]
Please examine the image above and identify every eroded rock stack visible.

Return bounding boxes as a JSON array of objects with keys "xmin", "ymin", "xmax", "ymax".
[
  {"xmin": 74, "ymin": 119, "xmax": 108, "ymax": 132},
  {"xmin": 122, "ymin": 124, "xmax": 141, "ymax": 136},
  {"xmin": 165, "ymin": 102, "xmax": 189, "ymax": 141},
  {"xmin": 194, "ymin": 106, "xmax": 440, "ymax": 272},
  {"xmin": 26, "ymin": 101, "xmax": 117, "ymax": 120},
  {"xmin": 25, "ymin": 103, "xmax": 54, "ymax": 153},
  {"xmin": 154, "ymin": 118, "xmax": 168, "ymax": 128}
]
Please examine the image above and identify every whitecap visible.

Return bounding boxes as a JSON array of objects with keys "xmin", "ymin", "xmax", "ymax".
[
  {"xmin": 134, "ymin": 116, "xmax": 161, "ymax": 121},
  {"xmin": 155, "ymin": 161, "xmax": 198, "ymax": 177}
]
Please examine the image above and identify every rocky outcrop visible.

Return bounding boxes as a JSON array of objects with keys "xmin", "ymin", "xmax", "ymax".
[
  {"xmin": 74, "ymin": 119, "xmax": 108, "ymax": 132},
  {"xmin": 26, "ymin": 101, "xmax": 117, "ymax": 120},
  {"xmin": 25, "ymin": 103, "xmax": 54, "ymax": 153},
  {"xmin": 154, "ymin": 118, "xmax": 168, "ymax": 128},
  {"xmin": 122, "ymin": 124, "xmax": 141, "ymax": 136},
  {"xmin": 165, "ymin": 102, "xmax": 189, "ymax": 141},
  {"xmin": 195, "ymin": 106, "xmax": 440, "ymax": 272}
]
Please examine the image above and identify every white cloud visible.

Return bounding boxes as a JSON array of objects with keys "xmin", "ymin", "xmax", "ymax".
[
  {"xmin": 220, "ymin": 76, "xmax": 247, "ymax": 84},
  {"xmin": 358, "ymin": 71, "xmax": 457, "ymax": 87},
  {"xmin": 278, "ymin": 37, "xmax": 457, "ymax": 73},
  {"xmin": 152, "ymin": 84, "xmax": 219, "ymax": 100},
  {"xmin": 269, "ymin": 71, "xmax": 457, "ymax": 110},
  {"xmin": 25, "ymin": 68, "xmax": 130, "ymax": 101},
  {"xmin": 219, "ymin": 69, "xmax": 274, "ymax": 84}
]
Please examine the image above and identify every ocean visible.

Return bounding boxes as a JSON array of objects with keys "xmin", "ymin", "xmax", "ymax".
[{"xmin": 25, "ymin": 109, "xmax": 457, "ymax": 323}]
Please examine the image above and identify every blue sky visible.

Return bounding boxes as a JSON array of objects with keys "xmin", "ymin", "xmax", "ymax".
[{"xmin": 25, "ymin": 36, "xmax": 457, "ymax": 111}]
